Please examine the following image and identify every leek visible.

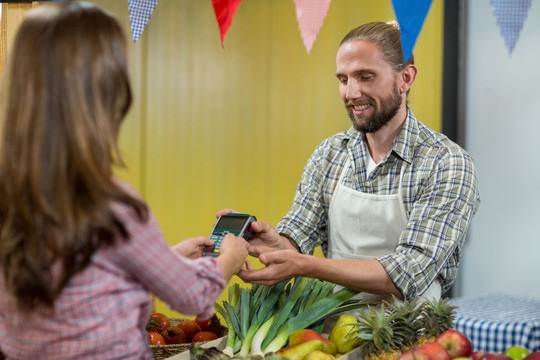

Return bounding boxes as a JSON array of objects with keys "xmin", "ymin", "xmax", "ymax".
[
  {"xmin": 250, "ymin": 312, "xmax": 278, "ymax": 356},
  {"xmin": 214, "ymin": 283, "xmax": 241, "ymax": 357},
  {"xmin": 263, "ymin": 288, "xmax": 366, "ymax": 353},
  {"xmin": 238, "ymin": 281, "xmax": 286, "ymax": 356}
]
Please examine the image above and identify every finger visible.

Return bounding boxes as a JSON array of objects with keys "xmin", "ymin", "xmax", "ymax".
[
  {"xmin": 244, "ymin": 260, "xmax": 253, "ymax": 271},
  {"xmin": 195, "ymin": 236, "xmax": 213, "ymax": 246},
  {"xmin": 259, "ymin": 250, "xmax": 283, "ymax": 265},
  {"xmin": 216, "ymin": 208, "xmax": 240, "ymax": 219},
  {"xmin": 250, "ymin": 221, "xmax": 271, "ymax": 233}
]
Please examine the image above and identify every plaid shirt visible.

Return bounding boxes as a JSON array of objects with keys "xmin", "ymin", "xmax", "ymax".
[
  {"xmin": 0, "ymin": 185, "xmax": 225, "ymax": 359},
  {"xmin": 277, "ymin": 109, "xmax": 480, "ymax": 299}
]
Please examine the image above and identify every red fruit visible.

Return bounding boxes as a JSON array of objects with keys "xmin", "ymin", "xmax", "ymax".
[
  {"xmin": 481, "ymin": 354, "xmax": 514, "ymax": 360},
  {"xmin": 146, "ymin": 313, "xmax": 171, "ymax": 333},
  {"xmin": 160, "ymin": 326, "xmax": 186, "ymax": 344},
  {"xmin": 177, "ymin": 320, "xmax": 202, "ymax": 342},
  {"xmin": 419, "ymin": 342, "xmax": 452, "ymax": 360},
  {"xmin": 192, "ymin": 331, "xmax": 219, "ymax": 342},
  {"xmin": 397, "ymin": 348, "xmax": 433, "ymax": 360},
  {"xmin": 524, "ymin": 353, "xmax": 540, "ymax": 360},
  {"xmin": 472, "ymin": 351, "xmax": 488, "ymax": 360},
  {"xmin": 436, "ymin": 329, "xmax": 473, "ymax": 358},
  {"xmin": 148, "ymin": 331, "xmax": 166, "ymax": 345},
  {"xmin": 194, "ymin": 314, "xmax": 222, "ymax": 336},
  {"xmin": 288, "ymin": 329, "xmax": 338, "ymax": 355}
]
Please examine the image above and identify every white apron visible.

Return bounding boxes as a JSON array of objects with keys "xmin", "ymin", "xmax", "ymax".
[{"xmin": 327, "ymin": 157, "xmax": 441, "ymax": 304}]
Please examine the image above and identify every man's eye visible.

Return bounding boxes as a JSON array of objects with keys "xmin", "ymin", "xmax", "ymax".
[
  {"xmin": 361, "ymin": 75, "xmax": 374, "ymax": 80},
  {"xmin": 338, "ymin": 78, "xmax": 347, "ymax": 84}
]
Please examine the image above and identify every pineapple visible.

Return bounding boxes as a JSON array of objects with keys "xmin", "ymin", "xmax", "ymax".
[
  {"xmin": 348, "ymin": 297, "xmax": 457, "ymax": 360},
  {"xmin": 350, "ymin": 302, "xmax": 412, "ymax": 360},
  {"xmin": 416, "ymin": 297, "xmax": 457, "ymax": 345},
  {"xmin": 384, "ymin": 296, "xmax": 424, "ymax": 350}
]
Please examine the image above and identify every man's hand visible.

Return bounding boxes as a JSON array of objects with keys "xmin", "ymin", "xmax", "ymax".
[
  {"xmin": 238, "ymin": 249, "xmax": 306, "ymax": 286},
  {"xmin": 216, "ymin": 209, "xmax": 289, "ymax": 257},
  {"xmin": 172, "ymin": 236, "xmax": 213, "ymax": 259}
]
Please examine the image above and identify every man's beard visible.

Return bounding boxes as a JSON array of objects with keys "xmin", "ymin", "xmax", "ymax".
[{"xmin": 347, "ymin": 84, "xmax": 402, "ymax": 133}]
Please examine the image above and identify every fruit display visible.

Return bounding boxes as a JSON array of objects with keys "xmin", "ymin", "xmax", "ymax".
[
  {"xmin": 184, "ymin": 286, "xmax": 540, "ymax": 360},
  {"xmin": 347, "ymin": 296, "xmax": 458, "ymax": 359}
]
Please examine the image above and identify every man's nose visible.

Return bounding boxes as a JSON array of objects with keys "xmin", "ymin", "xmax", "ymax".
[{"xmin": 345, "ymin": 79, "xmax": 362, "ymax": 100}]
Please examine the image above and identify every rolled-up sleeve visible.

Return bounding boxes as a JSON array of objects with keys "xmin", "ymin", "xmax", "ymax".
[{"xmin": 109, "ymin": 203, "xmax": 226, "ymax": 320}]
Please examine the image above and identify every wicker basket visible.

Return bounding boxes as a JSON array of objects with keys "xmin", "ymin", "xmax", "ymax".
[{"xmin": 150, "ymin": 318, "xmax": 228, "ymax": 360}]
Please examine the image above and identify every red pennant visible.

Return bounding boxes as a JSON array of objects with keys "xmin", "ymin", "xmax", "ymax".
[{"xmin": 212, "ymin": 0, "xmax": 242, "ymax": 48}]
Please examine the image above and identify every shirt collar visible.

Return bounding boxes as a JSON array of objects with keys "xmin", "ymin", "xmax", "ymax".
[
  {"xmin": 391, "ymin": 108, "xmax": 418, "ymax": 164},
  {"xmin": 341, "ymin": 107, "xmax": 419, "ymax": 164}
]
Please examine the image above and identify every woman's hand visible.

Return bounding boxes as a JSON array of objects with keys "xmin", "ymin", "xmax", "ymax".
[
  {"xmin": 216, "ymin": 233, "xmax": 249, "ymax": 280},
  {"xmin": 172, "ymin": 236, "xmax": 213, "ymax": 259}
]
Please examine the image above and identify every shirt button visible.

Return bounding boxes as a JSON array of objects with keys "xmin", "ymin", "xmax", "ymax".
[{"xmin": 366, "ymin": 181, "xmax": 372, "ymax": 187}]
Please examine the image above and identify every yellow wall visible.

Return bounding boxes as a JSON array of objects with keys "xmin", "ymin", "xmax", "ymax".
[{"xmin": 78, "ymin": 0, "xmax": 442, "ymax": 318}]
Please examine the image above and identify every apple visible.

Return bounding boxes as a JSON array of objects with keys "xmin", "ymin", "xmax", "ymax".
[
  {"xmin": 419, "ymin": 342, "xmax": 452, "ymax": 360},
  {"xmin": 524, "ymin": 352, "xmax": 540, "ymax": 360},
  {"xmin": 436, "ymin": 329, "xmax": 473, "ymax": 358},
  {"xmin": 505, "ymin": 347, "xmax": 530, "ymax": 360},
  {"xmin": 480, "ymin": 353, "xmax": 514, "ymax": 360},
  {"xmin": 472, "ymin": 351, "xmax": 488, "ymax": 360},
  {"xmin": 397, "ymin": 348, "xmax": 432, "ymax": 360}
]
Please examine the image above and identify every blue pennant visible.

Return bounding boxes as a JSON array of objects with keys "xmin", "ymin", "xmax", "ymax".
[
  {"xmin": 391, "ymin": 0, "xmax": 433, "ymax": 62},
  {"xmin": 128, "ymin": 0, "xmax": 159, "ymax": 43},
  {"xmin": 490, "ymin": 0, "xmax": 532, "ymax": 55}
]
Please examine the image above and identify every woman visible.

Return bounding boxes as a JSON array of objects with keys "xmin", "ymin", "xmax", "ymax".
[{"xmin": 0, "ymin": 2, "xmax": 248, "ymax": 359}]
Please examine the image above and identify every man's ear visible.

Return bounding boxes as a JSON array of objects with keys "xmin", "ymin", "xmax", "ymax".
[{"xmin": 399, "ymin": 64, "xmax": 417, "ymax": 94}]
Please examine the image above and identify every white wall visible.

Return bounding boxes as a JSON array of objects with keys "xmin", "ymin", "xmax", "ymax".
[{"xmin": 456, "ymin": 0, "xmax": 540, "ymax": 299}]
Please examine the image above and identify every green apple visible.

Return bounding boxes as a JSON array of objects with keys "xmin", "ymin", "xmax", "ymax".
[{"xmin": 505, "ymin": 347, "xmax": 531, "ymax": 360}]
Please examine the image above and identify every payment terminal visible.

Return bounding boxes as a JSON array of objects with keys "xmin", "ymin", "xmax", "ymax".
[{"xmin": 203, "ymin": 213, "xmax": 257, "ymax": 257}]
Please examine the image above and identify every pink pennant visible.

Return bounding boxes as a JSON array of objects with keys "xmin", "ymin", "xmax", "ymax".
[
  {"xmin": 212, "ymin": 0, "xmax": 243, "ymax": 48},
  {"xmin": 293, "ymin": 0, "xmax": 332, "ymax": 54}
]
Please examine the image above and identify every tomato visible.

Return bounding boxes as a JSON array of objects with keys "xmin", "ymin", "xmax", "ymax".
[
  {"xmin": 148, "ymin": 331, "xmax": 166, "ymax": 345},
  {"xmin": 160, "ymin": 326, "xmax": 186, "ymax": 345},
  {"xmin": 176, "ymin": 320, "xmax": 202, "ymax": 342},
  {"xmin": 195, "ymin": 314, "xmax": 222, "ymax": 336},
  {"xmin": 192, "ymin": 331, "xmax": 218, "ymax": 343},
  {"xmin": 146, "ymin": 313, "xmax": 171, "ymax": 333}
]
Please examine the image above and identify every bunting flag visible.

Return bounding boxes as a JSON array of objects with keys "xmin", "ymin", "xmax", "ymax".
[
  {"xmin": 212, "ymin": 0, "xmax": 243, "ymax": 48},
  {"xmin": 293, "ymin": 0, "xmax": 332, "ymax": 54},
  {"xmin": 391, "ymin": 0, "xmax": 433, "ymax": 62},
  {"xmin": 490, "ymin": 0, "xmax": 532, "ymax": 55},
  {"xmin": 128, "ymin": 0, "xmax": 158, "ymax": 43}
]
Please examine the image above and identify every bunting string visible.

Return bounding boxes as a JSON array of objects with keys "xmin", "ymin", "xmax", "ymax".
[{"xmin": 125, "ymin": 0, "xmax": 533, "ymax": 60}]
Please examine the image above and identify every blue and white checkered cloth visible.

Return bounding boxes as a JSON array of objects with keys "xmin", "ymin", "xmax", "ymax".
[
  {"xmin": 490, "ymin": 0, "xmax": 532, "ymax": 55},
  {"xmin": 128, "ymin": 0, "xmax": 158, "ymax": 43},
  {"xmin": 450, "ymin": 293, "xmax": 540, "ymax": 352}
]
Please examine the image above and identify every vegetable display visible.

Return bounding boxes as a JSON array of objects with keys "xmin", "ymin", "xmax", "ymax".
[
  {"xmin": 214, "ymin": 276, "xmax": 368, "ymax": 357},
  {"xmin": 146, "ymin": 312, "xmax": 225, "ymax": 346}
]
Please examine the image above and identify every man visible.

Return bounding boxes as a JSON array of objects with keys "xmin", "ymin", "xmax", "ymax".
[{"xmin": 223, "ymin": 21, "xmax": 480, "ymax": 303}]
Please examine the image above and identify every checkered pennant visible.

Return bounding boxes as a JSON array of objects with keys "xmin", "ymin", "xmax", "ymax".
[
  {"xmin": 490, "ymin": 0, "xmax": 532, "ymax": 55},
  {"xmin": 128, "ymin": 0, "xmax": 159, "ymax": 43}
]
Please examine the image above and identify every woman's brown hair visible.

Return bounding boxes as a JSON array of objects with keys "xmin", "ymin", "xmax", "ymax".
[{"xmin": 0, "ymin": 2, "xmax": 148, "ymax": 310}]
